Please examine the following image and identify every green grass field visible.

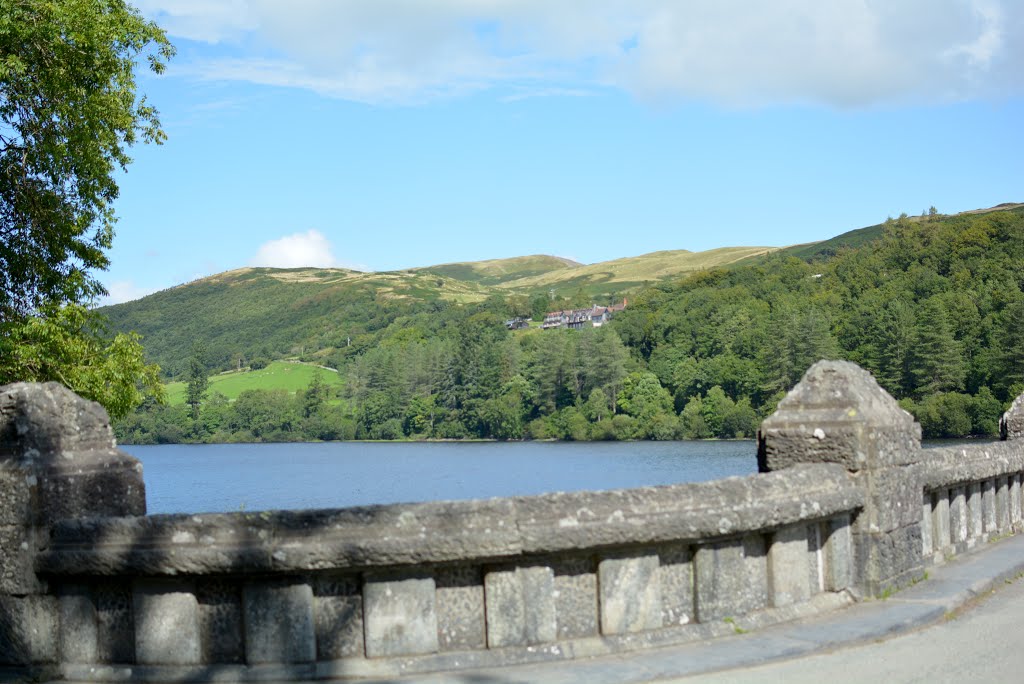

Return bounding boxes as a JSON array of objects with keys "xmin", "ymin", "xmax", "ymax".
[{"xmin": 164, "ymin": 360, "xmax": 343, "ymax": 404}]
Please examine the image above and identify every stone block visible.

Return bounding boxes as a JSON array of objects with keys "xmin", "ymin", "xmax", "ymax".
[
  {"xmin": 694, "ymin": 534, "xmax": 768, "ymax": 622},
  {"xmin": 313, "ymin": 575, "xmax": 363, "ymax": 660},
  {"xmin": 997, "ymin": 477, "xmax": 1010, "ymax": 532},
  {"xmin": 983, "ymin": 479, "xmax": 997, "ymax": 533},
  {"xmin": 95, "ymin": 582, "xmax": 134, "ymax": 664},
  {"xmin": 0, "ymin": 382, "xmax": 115, "ymax": 457},
  {"xmin": 920, "ymin": 493, "xmax": 933, "ymax": 555},
  {"xmin": 598, "ymin": 552, "xmax": 662, "ymax": 635},
  {"xmin": 435, "ymin": 566, "xmax": 484, "ymax": 651},
  {"xmin": 0, "ymin": 467, "xmax": 32, "ymax": 525},
  {"xmin": 553, "ymin": 557, "xmax": 598, "ymax": 639},
  {"xmin": 853, "ymin": 524, "xmax": 923, "ymax": 593},
  {"xmin": 59, "ymin": 584, "xmax": 97, "ymax": 664},
  {"xmin": 196, "ymin": 579, "xmax": 243, "ymax": 664},
  {"xmin": 824, "ymin": 515, "xmax": 853, "ymax": 592},
  {"xmin": 807, "ymin": 522, "xmax": 824, "ymax": 594},
  {"xmin": 363, "ymin": 573, "xmax": 437, "ymax": 658},
  {"xmin": 950, "ymin": 486, "xmax": 967, "ymax": 546},
  {"xmin": 243, "ymin": 580, "xmax": 315, "ymax": 664},
  {"xmin": 37, "ymin": 454, "xmax": 146, "ymax": 523},
  {"xmin": 484, "ymin": 565, "xmax": 555, "ymax": 648},
  {"xmin": 768, "ymin": 524, "xmax": 811, "ymax": 607},
  {"xmin": 932, "ymin": 490, "xmax": 951, "ymax": 552},
  {"xmin": 133, "ymin": 581, "xmax": 200, "ymax": 665},
  {"xmin": 968, "ymin": 482, "xmax": 983, "ymax": 543},
  {"xmin": 0, "ymin": 524, "xmax": 36, "ymax": 595},
  {"xmin": 658, "ymin": 544, "xmax": 693, "ymax": 627},
  {"xmin": 0, "ymin": 595, "xmax": 57, "ymax": 665},
  {"xmin": 859, "ymin": 467, "xmax": 924, "ymax": 533},
  {"xmin": 1011, "ymin": 474, "xmax": 1022, "ymax": 525}
]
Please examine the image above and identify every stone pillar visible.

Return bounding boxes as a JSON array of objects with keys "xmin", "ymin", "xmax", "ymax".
[
  {"xmin": 757, "ymin": 361, "xmax": 924, "ymax": 597},
  {"xmin": 999, "ymin": 394, "xmax": 1024, "ymax": 441},
  {"xmin": 0, "ymin": 382, "xmax": 146, "ymax": 667}
]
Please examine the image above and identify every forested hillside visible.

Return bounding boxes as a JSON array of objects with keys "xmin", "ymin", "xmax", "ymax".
[
  {"xmin": 102, "ymin": 247, "xmax": 777, "ymax": 377},
  {"xmin": 113, "ymin": 206, "xmax": 1024, "ymax": 444}
]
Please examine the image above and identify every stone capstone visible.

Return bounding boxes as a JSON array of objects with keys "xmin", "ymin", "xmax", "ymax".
[
  {"xmin": 758, "ymin": 360, "xmax": 921, "ymax": 473},
  {"xmin": 1000, "ymin": 392, "xmax": 1024, "ymax": 441},
  {"xmin": 0, "ymin": 381, "xmax": 145, "ymax": 524}
]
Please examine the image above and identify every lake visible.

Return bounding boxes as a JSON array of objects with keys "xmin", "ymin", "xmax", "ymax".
[{"xmin": 123, "ymin": 441, "xmax": 759, "ymax": 514}]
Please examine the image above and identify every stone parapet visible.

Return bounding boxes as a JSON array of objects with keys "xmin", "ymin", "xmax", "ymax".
[
  {"xmin": 2, "ymin": 368, "xmax": 1024, "ymax": 680},
  {"xmin": 38, "ymin": 463, "xmax": 861, "ymax": 577}
]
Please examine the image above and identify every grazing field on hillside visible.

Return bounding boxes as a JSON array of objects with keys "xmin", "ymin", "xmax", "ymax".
[{"xmin": 164, "ymin": 361, "xmax": 341, "ymax": 404}]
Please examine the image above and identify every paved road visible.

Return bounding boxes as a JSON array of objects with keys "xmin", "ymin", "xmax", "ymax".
[{"xmin": 671, "ymin": 574, "xmax": 1024, "ymax": 684}]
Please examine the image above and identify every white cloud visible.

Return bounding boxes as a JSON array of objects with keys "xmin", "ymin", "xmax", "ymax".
[
  {"xmin": 249, "ymin": 230, "xmax": 368, "ymax": 270},
  {"xmin": 134, "ymin": 0, "xmax": 257, "ymax": 43},
  {"xmin": 143, "ymin": 0, "xmax": 1024, "ymax": 107},
  {"xmin": 99, "ymin": 280, "xmax": 158, "ymax": 306}
]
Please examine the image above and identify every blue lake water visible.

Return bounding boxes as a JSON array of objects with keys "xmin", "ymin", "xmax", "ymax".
[{"xmin": 122, "ymin": 441, "xmax": 759, "ymax": 514}]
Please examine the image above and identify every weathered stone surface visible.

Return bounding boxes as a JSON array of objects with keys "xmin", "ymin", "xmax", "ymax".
[
  {"xmin": 435, "ymin": 566, "xmax": 484, "ymax": 651},
  {"xmin": 983, "ymin": 478, "xmax": 998, "ymax": 533},
  {"xmin": 58, "ymin": 584, "xmax": 96, "ymax": 664},
  {"xmin": 0, "ymin": 382, "xmax": 145, "ymax": 524},
  {"xmin": 553, "ymin": 557, "xmax": 598, "ymax": 639},
  {"xmin": 39, "ymin": 463, "xmax": 862, "ymax": 578},
  {"xmin": 484, "ymin": 565, "xmax": 555, "ymax": 648},
  {"xmin": 824, "ymin": 515, "xmax": 853, "ymax": 592},
  {"xmin": 95, "ymin": 582, "xmax": 134, "ymax": 664},
  {"xmin": 920, "ymin": 493, "xmax": 933, "ymax": 555},
  {"xmin": 196, "ymin": 578, "xmax": 243, "ymax": 664},
  {"xmin": 243, "ymin": 580, "xmax": 315, "ymax": 664},
  {"xmin": 313, "ymin": 575, "xmax": 363, "ymax": 659},
  {"xmin": 853, "ymin": 524, "xmax": 924, "ymax": 594},
  {"xmin": 932, "ymin": 490, "xmax": 951, "ymax": 553},
  {"xmin": 0, "ymin": 595, "xmax": 57, "ymax": 665},
  {"xmin": 514, "ymin": 465, "xmax": 860, "ymax": 557},
  {"xmin": 363, "ymin": 573, "xmax": 437, "ymax": 658},
  {"xmin": 694, "ymin": 534, "xmax": 768, "ymax": 622},
  {"xmin": 658, "ymin": 544, "xmax": 693, "ymax": 627},
  {"xmin": 768, "ymin": 524, "xmax": 810, "ymax": 607},
  {"xmin": 0, "ymin": 382, "xmax": 114, "ymax": 458},
  {"xmin": 1011, "ymin": 474, "xmax": 1022, "ymax": 525},
  {"xmin": 598, "ymin": 553, "xmax": 661, "ymax": 635},
  {"xmin": 133, "ymin": 581, "xmax": 200, "ymax": 665},
  {"xmin": 0, "ymin": 523, "xmax": 35, "ymax": 595},
  {"xmin": 860, "ymin": 466, "xmax": 923, "ymax": 532},
  {"xmin": 1000, "ymin": 392, "xmax": 1024, "ymax": 440},
  {"xmin": 0, "ymin": 466, "xmax": 32, "ymax": 525},
  {"xmin": 997, "ymin": 476, "xmax": 1010, "ymax": 532},
  {"xmin": 922, "ymin": 443, "xmax": 1024, "ymax": 490},
  {"xmin": 968, "ymin": 482, "xmax": 983, "ymax": 543},
  {"xmin": 950, "ymin": 486, "xmax": 967, "ymax": 547},
  {"xmin": 758, "ymin": 361, "xmax": 921, "ymax": 473}
]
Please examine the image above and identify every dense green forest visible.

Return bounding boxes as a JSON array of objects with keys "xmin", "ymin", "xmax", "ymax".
[{"xmin": 113, "ymin": 206, "xmax": 1024, "ymax": 444}]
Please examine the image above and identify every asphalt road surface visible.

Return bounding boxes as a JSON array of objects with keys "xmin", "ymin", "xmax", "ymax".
[{"xmin": 674, "ymin": 574, "xmax": 1024, "ymax": 684}]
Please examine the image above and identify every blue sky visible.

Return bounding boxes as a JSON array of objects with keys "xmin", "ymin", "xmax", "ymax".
[{"xmin": 101, "ymin": 1, "xmax": 1024, "ymax": 304}]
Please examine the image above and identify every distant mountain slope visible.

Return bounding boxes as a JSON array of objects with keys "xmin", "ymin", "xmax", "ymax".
[
  {"xmin": 102, "ymin": 204, "xmax": 1020, "ymax": 378},
  {"xmin": 414, "ymin": 254, "xmax": 581, "ymax": 285},
  {"xmin": 497, "ymin": 246, "xmax": 778, "ymax": 296}
]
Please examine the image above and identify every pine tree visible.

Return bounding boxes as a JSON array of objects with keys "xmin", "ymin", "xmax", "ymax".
[
  {"xmin": 186, "ymin": 343, "xmax": 209, "ymax": 422},
  {"xmin": 909, "ymin": 298, "xmax": 965, "ymax": 395}
]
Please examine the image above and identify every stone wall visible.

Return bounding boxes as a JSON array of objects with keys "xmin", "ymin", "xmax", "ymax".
[{"xmin": 2, "ymin": 363, "xmax": 1024, "ymax": 681}]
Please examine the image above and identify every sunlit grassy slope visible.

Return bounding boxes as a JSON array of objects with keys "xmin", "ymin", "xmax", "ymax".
[
  {"xmin": 496, "ymin": 246, "xmax": 779, "ymax": 296},
  {"xmin": 164, "ymin": 360, "xmax": 342, "ymax": 404}
]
